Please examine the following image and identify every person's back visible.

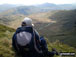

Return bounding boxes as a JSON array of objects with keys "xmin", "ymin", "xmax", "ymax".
[
  {"xmin": 12, "ymin": 17, "xmax": 59, "ymax": 57},
  {"xmin": 12, "ymin": 17, "xmax": 42, "ymax": 57}
]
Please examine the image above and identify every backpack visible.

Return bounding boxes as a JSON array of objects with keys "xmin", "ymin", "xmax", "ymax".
[
  {"xmin": 16, "ymin": 31, "xmax": 32, "ymax": 46},
  {"xmin": 16, "ymin": 27, "xmax": 42, "ymax": 53}
]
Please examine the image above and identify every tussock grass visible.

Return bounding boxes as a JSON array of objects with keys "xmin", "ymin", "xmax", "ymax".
[{"xmin": 0, "ymin": 24, "xmax": 76, "ymax": 57}]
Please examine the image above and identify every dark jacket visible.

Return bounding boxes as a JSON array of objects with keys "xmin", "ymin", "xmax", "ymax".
[{"xmin": 12, "ymin": 26, "xmax": 42, "ymax": 57}]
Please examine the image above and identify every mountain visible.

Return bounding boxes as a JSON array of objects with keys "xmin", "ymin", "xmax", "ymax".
[
  {"xmin": 0, "ymin": 3, "xmax": 76, "ymax": 16},
  {"xmin": 0, "ymin": 6, "xmax": 42, "ymax": 16},
  {"xmin": 34, "ymin": 3, "xmax": 60, "ymax": 12},
  {"xmin": 0, "ymin": 4, "xmax": 20, "ymax": 13},
  {"xmin": 35, "ymin": 3, "xmax": 57, "ymax": 7},
  {"xmin": 0, "ymin": 24, "xmax": 76, "ymax": 57},
  {"xmin": 35, "ymin": 3, "xmax": 76, "ymax": 11},
  {"xmin": 58, "ymin": 4, "xmax": 76, "ymax": 10}
]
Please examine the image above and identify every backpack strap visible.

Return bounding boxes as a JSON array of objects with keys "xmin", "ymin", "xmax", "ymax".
[
  {"xmin": 33, "ymin": 29, "xmax": 42, "ymax": 53},
  {"xmin": 15, "ymin": 37, "xmax": 20, "ymax": 52}
]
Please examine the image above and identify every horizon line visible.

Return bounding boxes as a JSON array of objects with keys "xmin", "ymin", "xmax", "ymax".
[{"xmin": 0, "ymin": 2, "xmax": 75, "ymax": 6}]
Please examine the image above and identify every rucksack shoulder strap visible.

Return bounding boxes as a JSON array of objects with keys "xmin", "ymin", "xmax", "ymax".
[{"xmin": 33, "ymin": 29, "xmax": 42, "ymax": 53}]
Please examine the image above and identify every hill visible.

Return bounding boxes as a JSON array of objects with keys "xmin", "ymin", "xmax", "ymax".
[
  {"xmin": 0, "ymin": 4, "xmax": 20, "ymax": 13},
  {"xmin": 0, "ymin": 3, "xmax": 76, "ymax": 16},
  {"xmin": 0, "ymin": 24, "xmax": 76, "ymax": 57},
  {"xmin": 0, "ymin": 6, "xmax": 45, "ymax": 16},
  {"xmin": 36, "ymin": 10, "xmax": 76, "ymax": 48}
]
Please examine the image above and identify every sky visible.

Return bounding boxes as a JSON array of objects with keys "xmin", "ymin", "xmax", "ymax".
[{"xmin": 0, "ymin": 0, "xmax": 76, "ymax": 5}]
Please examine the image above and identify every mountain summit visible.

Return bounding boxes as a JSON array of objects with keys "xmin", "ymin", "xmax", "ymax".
[{"xmin": 36, "ymin": 3, "xmax": 57, "ymax": 7}]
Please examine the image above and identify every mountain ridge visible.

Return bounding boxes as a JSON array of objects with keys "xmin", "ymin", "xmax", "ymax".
[{"xmin": 0, "ymin": 3, "xmax": 76, "ymax": 15}]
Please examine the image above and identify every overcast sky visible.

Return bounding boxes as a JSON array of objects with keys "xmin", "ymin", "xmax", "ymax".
[{"xmin": 0, "ymin": 0, "xmax": 76, "ymax": 5}]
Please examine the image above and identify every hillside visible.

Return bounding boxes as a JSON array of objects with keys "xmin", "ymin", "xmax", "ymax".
[
  {"xmin": 0, "ymin": 24, "xmax": 76, "ymax": 57},
  {"xmin": 0, "ymin": 9, "xmax": 76, "ymax": 48},
  {"xmin": 0, "ymin": 11, "xmax": 56, "ymax": 28},
  {"xmin": 0, "ymin": 14, "xmax": 25, "ymax": 25},
  {"xmin": 37, "ymin": 10, "xmax": 76, "ymax": 48},
  {"xmin": 0, "ymin": 24, "xmax": 15, "ymax": 57}
]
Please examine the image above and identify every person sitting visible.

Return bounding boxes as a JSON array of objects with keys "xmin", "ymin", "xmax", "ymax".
[{"xmin": 12, "ymin": 17, "xmax": 59, "ymax": 57}]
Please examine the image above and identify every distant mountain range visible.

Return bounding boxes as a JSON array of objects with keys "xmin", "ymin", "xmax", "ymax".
[
  {"xmin": 0, "ymin": 3, "xmax": 76, "ymax": 15},
  {"xmin": 0, "ymin": 4, "xmax": 21, "ymax": 12}
]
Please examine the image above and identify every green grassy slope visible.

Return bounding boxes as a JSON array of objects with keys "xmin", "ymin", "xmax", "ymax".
[
  {"xmin": 0, "ymin": 24, "xmax": 15, "ymax": 57},
  {"xmin": 0, "ymin": 14, "xmax": 26, "ymax": 25},
  {"xmin": 37, "ymin": 10, "xmax": 76, "ymax": 48},
  {"xmin": 48, "ymin": 10, "xmax": 76, "ymax": 48},
  {"xmin": 0, "ymin": 24, "xmax": 76, "ymax": 57}
]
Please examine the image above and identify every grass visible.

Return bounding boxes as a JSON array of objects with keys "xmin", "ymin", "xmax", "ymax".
[
  {"xmin": 0, "ymin": 24, "xmax": 15, "ymax": 57},
  {"xmin": 0, "ymin": 24, "xmax": 76, "ymax": 57}
]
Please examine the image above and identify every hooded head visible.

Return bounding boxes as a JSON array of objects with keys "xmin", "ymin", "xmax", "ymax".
[{"xmin": 22, "ymin": 17, "xmax": 34, "ymax": 27}]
